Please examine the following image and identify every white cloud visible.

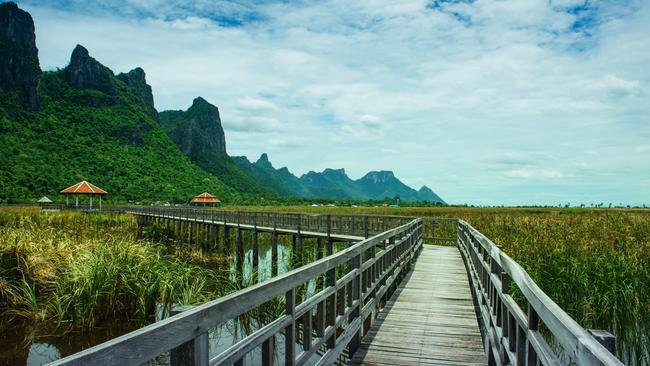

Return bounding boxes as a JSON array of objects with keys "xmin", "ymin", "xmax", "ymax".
[
  {"xmin": 237, "ymin": 97, "xmax": 279, "ymax": 111},
  {"xmin": 19, "ymin": 0, "xmax": 650, "ymax": 205},
  {"xmin": 504, "ymin": 169, "xmax": 563, "ymax": 180}
]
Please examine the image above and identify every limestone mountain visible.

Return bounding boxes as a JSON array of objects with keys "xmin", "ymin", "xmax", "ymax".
[
  {"xmin": 356, "ymin": 171, "xmax": 445, "ymax": 203},
  {"xmin": 0, "ymin": 3, "xmax": 237, "ymax": 202},
  {"xmin": 232, "ymin": 153, "xmax": 313, "ymax": 197},
  {"xmin": 0, "ymin": 1, "xmax": 40, "ymax": 110},
  {"xmin": 160, "ymin": 98, "xmax": 272, "ymax": 195},
  {"xmin": 300, "ymin": 168, "xmax": 366, "ymax": 200},
  {"xmin": 64, "ymin": 44, "xmax": 117, "ymax": 95},
  {"xmin": 234, "ymin": 153, "xmax": 446, "ymax": 203},
  {"xmin": 416, "ymin": 186, "xmax": 445, "ymax": 203},
  {"xmin": 117, "ymin": 67, "xmax": 154, "ymax": 108}
]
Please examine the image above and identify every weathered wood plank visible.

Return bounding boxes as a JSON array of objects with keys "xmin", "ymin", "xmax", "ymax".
[{"xmin": 350, "ymin": 245, "xmax": 487, "ymax": 366}]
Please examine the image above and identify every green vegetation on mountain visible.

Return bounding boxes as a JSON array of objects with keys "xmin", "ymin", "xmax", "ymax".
[
  {"xmin": 0, "ymin": 64, "xmax": 234, "ymax": 203},
  {"xmin": 0, "ymin": 2, "xmax": 235, "ymax": 203}
]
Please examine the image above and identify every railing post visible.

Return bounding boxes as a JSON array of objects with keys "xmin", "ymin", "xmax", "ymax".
[
  {"xmin": 348, "ymin": 253, "xmax": 362, "ymax": 357},
  {"xmin": 285, "ymin": 288, "xmax": 295, "ymax": 366},
  {"xmin": 296, "ymin": 215, "xmax": 302, "ymax": 264},
  {"xmin": 262, "ymin": 335, "xmax": 275, "ymax": 366},
  {"xmin": 364, "ymin": 216, "xmax": 369, "ymax": 239},
  {"xmin": 272, "ymin": 219, "xmax": 278, "ymax": 276},
  {"xmin": 170, "ymin": 305, "xmax": 208, "ymax": 366},
  {"xmin": 500, "ymin": 272, "xmax": 511, "ymax": 363},
  {"xmin": 526, "ymin": 304, "xmax": 539, "ymax": 366},
  {"xmin": 327, "ymin": 215, "xmax": 332, "ymax": 253}
]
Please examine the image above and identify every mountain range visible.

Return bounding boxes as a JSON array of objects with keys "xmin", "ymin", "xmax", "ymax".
[
  {"xmin": 233, "ymin": 155, "xmax": 444, "ymax": 202},
  {"xmin": 0, "ymin": 2, "xmax": 445, "ymax": 204}
]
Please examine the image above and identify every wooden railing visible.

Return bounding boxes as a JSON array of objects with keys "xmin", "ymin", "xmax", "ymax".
[
  {"xmin": 45, "ymin": 204, "xmax": 456, "ymax": 242},
  {"xmin": 108, "ymin": 205, "xmax": 416, "ymax": 239},
  {"xmin": 49, "ymin": 210, "xmax": 423, "ymax": 366},
  {"xmin": 457, "ymin": 220, "xmax": 622, "ymax": 366}
]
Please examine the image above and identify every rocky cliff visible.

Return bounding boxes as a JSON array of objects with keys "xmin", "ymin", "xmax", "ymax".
[
  {"xmin": 64, "ymin": 44, "xmax": 117, "ymax": 95},
  {"xmin": 117, "ymin": 67, "xmax": 154, "ymax": 108},
  {"xmin": 160, "ymin": 98, "xmax": 272, "ymax": 195},
  {"xmin": 0, "ymin": 1, "xmax": 41, "ymax": 109}
]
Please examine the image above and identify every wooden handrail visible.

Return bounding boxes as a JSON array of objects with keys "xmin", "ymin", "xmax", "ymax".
[
  {"xmin": 457, "ymin": 220, "xmax": 622, "ymax": 366},
  {"xmin": 48, "ymin": 208, "xmax": 423, "ymax": 366}
]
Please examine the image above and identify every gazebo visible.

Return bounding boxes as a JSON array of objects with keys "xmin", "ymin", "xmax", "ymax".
[
  {"xmin": 37, "ymin": 196, "xmax": 53, "ymax": 205},
  {"xmin": 60, "ymin": 181, "xmax": 107, "ymax": 210},
  {"xmin": 190, "ymin": 192, "xmax": 221, "ymax": 207}
]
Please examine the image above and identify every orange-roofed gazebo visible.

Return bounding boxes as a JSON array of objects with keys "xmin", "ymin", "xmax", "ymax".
[
  {"xmin": 191, "ymin": 192, "xmax": 221, "ymax": 207},
  {"xmin": 60, "ymin": 180, "xmax": 107, "ymax": 210}
]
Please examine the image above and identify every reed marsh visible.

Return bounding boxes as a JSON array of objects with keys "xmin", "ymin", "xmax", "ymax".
[
  {"xmin": 0, "ymin": 207, "xmax": 320, "ymax": 365},
  {"xmin": 1, "ymin": 206, "xmax": 648, "ymax": 365},
  {"xmin": 0, "ymin": 207, "xmax": 226, "ymax": 329}
]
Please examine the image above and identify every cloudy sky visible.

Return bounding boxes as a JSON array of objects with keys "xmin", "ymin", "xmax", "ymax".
[{"xmin": 17, "ymin": 0, "xmax": 650, "ymax": 206}]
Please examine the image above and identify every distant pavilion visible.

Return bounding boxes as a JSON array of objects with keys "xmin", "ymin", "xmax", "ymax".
[
  {"xmin": 36, "ymin": 196, "xmax": 53, "ymax": 205},
  {"xmin": 60, "ymin": 181, "xmax": 107, "ymax": 210},
  {"xmin": 191, "ymin": 192, "xmax": 221, "ymax": 207}
]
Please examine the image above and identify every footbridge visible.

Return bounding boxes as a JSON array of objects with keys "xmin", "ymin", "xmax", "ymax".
[{"xmin": 49, "ymin": 207, "xmax": 622, "ymax": 366}]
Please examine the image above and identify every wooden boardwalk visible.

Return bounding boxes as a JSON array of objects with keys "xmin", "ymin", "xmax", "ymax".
[
  {"xmin": 130, "ymin": 211, "xmax": 365, "ymax": 242},
  {"xmin": 351, "ymin": 245, "xmax": 487, "ymax": 366}
]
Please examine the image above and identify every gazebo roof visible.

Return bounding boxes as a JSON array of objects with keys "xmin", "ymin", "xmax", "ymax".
[
  {"xmin": 191, "ymin": 192, "xmax": 221, "ymax": 204},
  {"xmin": 37, "ymin": 196, "xmax": 53, "ymax": 203},
  {"xmin": 60, "ymin": 181, "xmax": 108, "ymax": 195}
]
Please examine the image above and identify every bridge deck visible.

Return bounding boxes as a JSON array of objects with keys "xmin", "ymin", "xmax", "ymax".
[{"xmin": 351, "ymin": 245, "xmax": 487, "ymax": 366}]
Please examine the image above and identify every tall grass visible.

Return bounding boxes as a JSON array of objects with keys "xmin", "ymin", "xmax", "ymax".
[{"xmin": 0, "ymin": 208, "xmax": 225, "ymax": 329}]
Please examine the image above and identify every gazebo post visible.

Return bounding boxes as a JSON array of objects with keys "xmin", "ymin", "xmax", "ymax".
[
  {"xmin": 100, "ymin": 196, "xmax": 102, "ymax": 211},
  {"xmin": 66, "ymin": 195, "xmax": 69, "ymax": 207},
  {"xmin": 90, "ymin": 196, "xmax": 93, "ymax": 210},
  {"xmin": 76, "ymin": 195, "xmax": 79, "ymax": 209}
]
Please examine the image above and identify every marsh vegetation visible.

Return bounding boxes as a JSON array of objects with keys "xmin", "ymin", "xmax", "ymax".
[
  {"xmin": 0, "ymin": 208, "xmax": 334, "ymax": 365},
  {"xmin": 1, "ymin": 206, "xmax": 648, "ymax": 365}
]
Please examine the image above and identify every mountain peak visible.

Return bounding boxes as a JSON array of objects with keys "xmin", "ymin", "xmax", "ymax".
[
  {"xmin": 117, "ymin": 67, "xmax": 154, "ymax": 107},
  {"xmin": 191, "ymin": 96, "xmax": 213, "ymax": 108},
  {"xmin": 160, "ymin": 97, "xmax": 227, "ymax": 156},
  {"xmin": 361, "ymin": 170, "xmax": 396, "ymax": 183},
  {"xmin": 64, "ymin": 44, "xmax": 117, "ymax": 95},
  {"xmin": 255, "ymin": 153, "xmax": 275, "ymax": 169},
  {"xmin": 323, "ymin": 168, "xmax": 346, "ymax": 176},
  {"xmin": 71, "ymin": 44, "xmax": 89, "ymax": 59}
]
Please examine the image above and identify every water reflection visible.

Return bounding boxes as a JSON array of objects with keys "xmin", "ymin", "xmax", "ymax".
[{"xmin": 26, "ymin": 344, "xmax": 59, "ymax": 365}]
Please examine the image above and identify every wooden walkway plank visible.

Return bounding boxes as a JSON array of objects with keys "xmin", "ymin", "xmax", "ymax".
[{"xmin": 351, "ymin": 245, "xmax": 487, "ymax": 366}]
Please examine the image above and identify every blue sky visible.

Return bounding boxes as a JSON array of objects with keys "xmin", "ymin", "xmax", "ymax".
[{"xmin": 16, "ymin": 0, "xmax": 650, "ymax": 206}]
